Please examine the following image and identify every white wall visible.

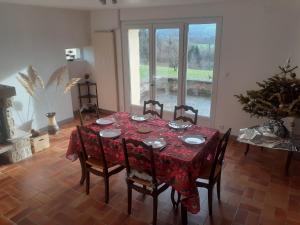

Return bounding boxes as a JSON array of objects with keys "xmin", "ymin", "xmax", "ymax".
[
  {"xmin": 0, "ymin": 2, "xmax": 91, "ymax": 130},
  {"xmin": 92, "ymin": 32, "xmax": 119, "ymax": 111},
  {"xmin": 68, "ymin": 59, "xmax": 95, "ymax": 112},
  {"xmin": 91, "ymin": 9, "xmax": 125, "ymax": 111},
  {"xmin": 91, "ymin": 9, "xmax": 119, "ymax": 32},
  {"xmin": 91, "ymin": 0, "xmax": 300, "ymax": 135}
]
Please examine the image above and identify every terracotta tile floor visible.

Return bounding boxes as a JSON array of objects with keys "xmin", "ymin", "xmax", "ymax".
[{"xmin": 0, "ymin": 118, "xmax": 300, "ymax": 225}]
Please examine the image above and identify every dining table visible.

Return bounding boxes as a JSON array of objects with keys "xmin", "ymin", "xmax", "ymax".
[{"xmin": 66, "ymin": 112, "xmax": 220, "ymax": 225}]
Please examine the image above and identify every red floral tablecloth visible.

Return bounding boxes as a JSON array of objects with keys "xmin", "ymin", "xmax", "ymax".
[{"xmin": 66, "ymin": 112, "xmax": 219, "ymax": 214}]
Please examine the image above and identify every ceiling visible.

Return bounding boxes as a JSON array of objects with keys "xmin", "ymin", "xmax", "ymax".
[{"xmin": 0, "ymin": 0, "xmax": 234, "ymax": 10}]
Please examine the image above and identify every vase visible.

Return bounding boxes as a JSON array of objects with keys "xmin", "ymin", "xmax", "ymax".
[
  {"xmin": 263, "ymin": 119, "xmax": 289, "ymax": 138},
  {"xmin": 45, "ymin": 112, "xmax": 59, "ymax": 135}
]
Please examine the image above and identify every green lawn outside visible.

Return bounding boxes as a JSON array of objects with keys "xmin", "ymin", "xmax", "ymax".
[
  {"xmin": 195, "ymin": 43, "xmax": 215, "ymax": 52},
  {"xmin": 140, "ymin": 64, "xmax": 213, "ymax": 82}
]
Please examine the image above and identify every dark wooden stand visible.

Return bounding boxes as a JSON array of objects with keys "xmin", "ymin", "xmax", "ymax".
[
  {"xmin": 244, "ymin": 143, "xmax": 294, "ymax": 175},
  {"xmin": 78, "ymin": 81, "xmax": 99, "ymax": 112}
]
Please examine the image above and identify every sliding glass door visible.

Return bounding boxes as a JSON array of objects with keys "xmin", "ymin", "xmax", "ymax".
[
  {"xmin": 127, "ymin": 27, "xmax": 150, "ymax": 107},
  {"xmin": 122, "ymin": 18, "xmax": 221, "ymax": 126},
  {"xmin": 154, "ymin": 26, "xmax": 182, "ymax": 116},
  {"xmin": 185, "ymin": 24, "xmax": 217, "ymax": 118}
]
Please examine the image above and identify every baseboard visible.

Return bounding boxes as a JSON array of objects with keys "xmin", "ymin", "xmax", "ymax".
[
  {"xmin": 99, "ymin": 108, "xmax": 116, "ymax": 115},
  {"xmin": 73, "ymin": 108, "xmax": 116, "ymax": 116}
]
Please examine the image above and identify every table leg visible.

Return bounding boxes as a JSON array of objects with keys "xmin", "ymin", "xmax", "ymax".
[
  {"xmin": 181, "ymin": 203, "xmax": 188, "ymax": 225},
  {"xmin": 244, "ymin": 144, "xmax": 250, "ymax": 156},
  {"xmin": 285, "ymin": 151, "xmax": 293, "ymax": 176}
]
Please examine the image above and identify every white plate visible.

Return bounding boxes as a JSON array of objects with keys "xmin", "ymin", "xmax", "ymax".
[
  {"xmin": 99, "ymin": 129, "xmax": 121, "ymax": 138},
  {"xmin": 180, "ymin": 135, "xmax": 205, "ymax": 145},
  {"xmin": 131, "ymin": 114, "xmax": 150, "ymax": 122},
  {"xmin": 96, "ymin": 118, "xmax": 115, "ymax": 125},
  {"xmin": 143, "ymin": 138, "xmax": 167, "ymax": 149},
  {"xmin": 168, "ymin": 120, "xmax": 192, "ymax": 130}
]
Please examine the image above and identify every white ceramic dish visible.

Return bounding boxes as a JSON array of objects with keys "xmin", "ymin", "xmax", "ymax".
[
  {"xmin": 168, "ymin": 120, "xmax": 192, "ymax": 130},
  {"xmin": 143, "ymin": 138, "xmax": 167, "ymax": 150},
  {"xmin": 96, "ymin": 118, "xmax": 115, "ymax": 125},
  {"xmin": 180, "ymin": 135, "xmax": 205, "ymax": 145},
  {"xmin": 131, "ymin": 114, "xmax": 150, "ymax": 122},
  {"xmin": 99, "ymin": 129, "xmax": 121, "ymax": 138}
]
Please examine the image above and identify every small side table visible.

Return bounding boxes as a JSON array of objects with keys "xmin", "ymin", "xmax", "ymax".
[
  {"xmin": 78, "ymin": 81, "xmax": 99, "ymax": 112},
  {"xmin": 238, "ymin": 127, "xmax": 300, "ymax": 175}
]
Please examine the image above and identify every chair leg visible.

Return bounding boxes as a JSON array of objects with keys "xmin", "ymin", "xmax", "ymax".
[
  {"xmin": 208, "ymin": 187, "xmax": 213, "ymax": 216},
  {"xmin": 217, "ymin": 176, "xmax": 221, "ymax": 202},
  {"xmin": 127, "ymin": 185, "xmax": 132, "ymax": 215},
  {"xmin": 171, "ymin": 188, "xmax": 181, "ymax": 210},
  {"xmin": 86, "ymin": 170, "xmax": 90, "ymax": 195},
  {"xmin": 80, "ymin": 172, "xmax": 85, "ymax": 185},
  {"xmin": 78, "ymin": 154, "xmax": 85, "ymax": 185},
  {"xmin": 104, "ymin": 176, "xmax": 109, "ymax": 204},
  {"xmin": 171, "ymin": 188, "xmax": 176, "ymax": 207},
  {"xmin": 177, "ymin": 193, "xmax": 181, "ymax": 207},
  {"xmin": 152, "ymin": 196, "xmax": 158, "ymax": 225}
]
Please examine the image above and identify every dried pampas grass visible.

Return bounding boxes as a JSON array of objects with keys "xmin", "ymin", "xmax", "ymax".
[
  {"xmin": 17, "ymin": 66, "xmax": 45, "ymax": 97},
  {"xmin": 28, "ymin": 65, "xmax": 44, "ymax": 88},
  {"xmin": 46, "ymin": 65, "xmax": 68, "ymax": 88},
  {"xmin": 64, "ymin": 78, "xmax": 81, "ymax": 93},
  {"xmin": 18, "ymin": 72, "xmax": 34, "ymax": 91},
  {"xmin": 17, "ymin": 64, "xmax": 78, "ymax": 96},
  {"xmin": 17, "ymin": 76, "xmax": 35, "ymax": 97}
]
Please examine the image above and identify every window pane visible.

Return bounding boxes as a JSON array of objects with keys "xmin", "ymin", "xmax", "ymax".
[
  {"xmin": 128, "ymin": 29, "xmax": 150, "ymax": 106},
  {"xmin": 155, "ymin": 28, "xmax": 180, "ymax": 112},
  {"xmin": 186, "ymin": 24, "xmax": 216, "ymax": 117}
]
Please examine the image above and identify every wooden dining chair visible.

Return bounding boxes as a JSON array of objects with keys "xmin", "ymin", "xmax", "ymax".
[
  {"xmin": 143, "ymin": 100, "xmax": 164, "ymax": 118},
  {"xmin": 122, "ymin": 138, "xmax": 169, "ymax": 225},
  {"xmin": 174, "ymin": 105, "xmax": 198, "ymax": 125},
  {"xmin": 171, "ymin": 128, "xmax": 232, "ymax": 216},
  {"xmin": 196, "ymin": 128, "xmax": 231, "ymax": 215},
  {"xmin": 77, "ymin": 126, "xmax": 124, "ymax": 203},
  {"xmin": 78, "ymin": 104, "xmax": 100, "ymax": 126}
]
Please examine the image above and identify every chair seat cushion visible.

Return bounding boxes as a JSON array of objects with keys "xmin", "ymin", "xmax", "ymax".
[
  {"xmin": 128, "ymin": 169, "xmax": 157, "ymax": 187},
  {"xmin": 86, "ymin": 157, "xmax": 117, "ymax": 170}
]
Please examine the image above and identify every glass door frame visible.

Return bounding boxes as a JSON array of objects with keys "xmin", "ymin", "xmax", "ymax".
[
  {"xmin": 122, "ymin": 17, "xmax": 223, "ymax": 127},
  {"xmin": 122, "ymin": 24, "xmax": 154, "ymax": 115},
  {"xmin": 152, "ymin": 23, "xmax": 184, "ymax": 119}
]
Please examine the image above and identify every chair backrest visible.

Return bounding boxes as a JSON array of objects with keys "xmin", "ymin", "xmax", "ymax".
[
  {"xmin": 174, "ymin": 105, "xmax": 198, "ymax": 125},
  {"xmin": 76, "ymin": 125, "xmax": 108, "ymax": 169},
  {"xmin": 122, "ymin": 138, "xmax": 158, "ymax": 185},
  {"xmin": 143, "ymin": 100, "xmax": 164, "ymax": 119},
  {"xmin": 209, "ymin": 128, "xmax": 231, "ymax": 181}
]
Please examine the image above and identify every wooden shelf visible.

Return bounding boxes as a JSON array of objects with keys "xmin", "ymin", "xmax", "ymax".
[
  {"xmin": 79, "ymin": 94, "xmax": 97, "ymax": 99},
  {"xmin": 78, "ymin": 80, "xmax": 99, "ymax": 111}
]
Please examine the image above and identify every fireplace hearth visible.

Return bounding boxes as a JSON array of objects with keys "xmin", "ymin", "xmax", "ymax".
[
  {"xmin": 0, "ymin": 84, "xmax": 32, "ymax": 163},
  {"xmin": 0, "ymin": 84, "xmax": 16, "ymax": 143}
]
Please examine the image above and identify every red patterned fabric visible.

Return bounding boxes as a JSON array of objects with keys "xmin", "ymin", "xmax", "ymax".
[{"xmin": 66, "ymin": 112, "xmax": 219, "ymax": 214}]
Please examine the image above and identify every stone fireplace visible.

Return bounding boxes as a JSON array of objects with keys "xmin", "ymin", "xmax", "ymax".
[
  {"xmin": 0, "ymin": 85, "xmax": 16, "ymax": 143},
  {"xmin": 0, "ymin": 84, "xmax": 32, "ymax": 163}
]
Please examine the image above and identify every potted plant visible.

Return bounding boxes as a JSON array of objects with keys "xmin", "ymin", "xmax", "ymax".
[{"xmin": 235, "ymin": 59, "xmax": 300, "ymax": 138}]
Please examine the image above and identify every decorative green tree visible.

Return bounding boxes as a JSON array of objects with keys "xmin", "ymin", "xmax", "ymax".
[{"xmin": 235, "ymin": 60, "xmax": 300, "ymax": 120}]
